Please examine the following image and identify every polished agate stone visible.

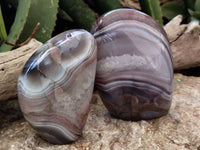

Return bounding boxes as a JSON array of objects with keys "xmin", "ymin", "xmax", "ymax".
[
  {"xmin": 18, "ymin": 30, "xmax": 97, "ymax": 144},
  {"xmin": 91, "ymin": 9, "xmax": 173, "ymax": 121}
]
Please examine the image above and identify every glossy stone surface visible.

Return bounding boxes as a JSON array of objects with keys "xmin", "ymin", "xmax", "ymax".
[
  {"xmin": 92, "ymin": 9, "xmax": 173, "ymax": 121},
  {"xmin": 18, "ymin": 30, "xmax": 97, "ymax": 144}
]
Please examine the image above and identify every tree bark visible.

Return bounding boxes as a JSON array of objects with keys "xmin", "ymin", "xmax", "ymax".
[{"xmin": 0, "ymin": 39, "xmax": 42, "ymax": 101}]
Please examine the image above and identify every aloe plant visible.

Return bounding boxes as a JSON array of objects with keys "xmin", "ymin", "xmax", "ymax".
[
  {"xmin": 59, "ymin": 0, "xmax": 97, "ymax": 31},
  {"xmin": 93, "ymin": 0, "xmax": 122, "ymax": 14},
  {"xmin": 0, "ymin": 5, "xmax": 7, "ymax": 42},
  {"xmin": 195, "ymin": 0, "xmax": 200, "ymax": 11},
  {"xmin": 162, "ymin": 0, "xmax": 200, "ymax": 23},
  {"xmin": 183, "ymin": 0, "xmax": 196, "ymax": 10},
  {"xmin": 18, "ymin": 0, "xmax": 59, "ymax": 43},
  {"xmin": 161, "ymin": 1, "xmax": 187, "ymax": 20},
  {"xmin": 192, "ymin": 0, "xmax": 200, "ymax": 21},
  {"xmin": 1, "ymin": 0, "xmax": 121, "ymax": 52},
  {"xmin": 0, "ymin": 0, "xmax": 31, "ymax": 52},
  {"xmin": 0, "ymin": 0, "xmax": 59, "ymax": 52},
  {"xmin": 139, "ymin": 0, "xmax": 163, "ymax": 25}
]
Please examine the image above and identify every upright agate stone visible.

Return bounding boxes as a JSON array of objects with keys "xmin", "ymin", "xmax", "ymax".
[
  {"xmin": 91, "ymin": 9, "xmax": 173, "ymax": 121},
  {"xmin": 18, "ymin": 30, "xmax": 97, "ymax": 144}
]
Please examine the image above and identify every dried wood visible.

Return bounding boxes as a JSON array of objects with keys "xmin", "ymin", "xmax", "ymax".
[
  {"xmin": 164, "ymin": 15, "xmax": 200, "ymax": 70},
  {"xmin": 0, "ymin": 15, "xmax": 200, "ymax": 101},
  {"xmin": 0, "ymin": 39, "xmax": 42, "ymax": 101}
]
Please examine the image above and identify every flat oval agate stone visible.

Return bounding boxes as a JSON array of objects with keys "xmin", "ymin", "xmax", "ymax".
[
  {"xmin": 91, "ymin": 9, "xmax": 173, "ymax": 121},
  {"xmin": 18, "ymin": 30, "xmax": 97, "ymax": 144}
]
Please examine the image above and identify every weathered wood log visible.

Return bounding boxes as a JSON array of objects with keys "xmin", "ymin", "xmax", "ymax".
[
  {"xmin": 0, "ymin": 15, "xmax": 200, "ymax": 101},
  {"xmin": 164, "ymin": 15, "xmax": 200, "ymax": 70},
  {"xmin": 0, "ymin": 39, "xmax": 42, "ymax": 101}
]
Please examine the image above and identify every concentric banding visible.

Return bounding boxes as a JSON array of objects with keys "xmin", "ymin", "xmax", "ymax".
[
  {"xmin": 95, "ymin": 20, "xmax": 173, "ymax": 90},
  {"xmin": 18, "ymin": 29, "xmax": 97, "ymax": 144},
  {"xmin": 92, "ymin": 9, "xmax": 173, "ymax": 121},
  {"xmin": 91, "ymin": 8, "xmax": 168, "ymax": 39}
]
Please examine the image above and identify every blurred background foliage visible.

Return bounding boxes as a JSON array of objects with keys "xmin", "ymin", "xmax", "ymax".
[{"xmin": 0, "ymin": 0, "xmax": 200, "ymax": 52}]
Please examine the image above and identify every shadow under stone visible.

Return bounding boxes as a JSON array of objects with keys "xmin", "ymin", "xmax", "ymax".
[{"xmin": 0, "ymin": 99, "xmax": 24, "ymax": 129}]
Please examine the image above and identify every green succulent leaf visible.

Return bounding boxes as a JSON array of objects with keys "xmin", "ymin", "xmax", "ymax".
[
  {"xmin": 183, "ymin": 0, "xmax": 196, "ymax": 10},
  {"xmin": 0, "ymin": 5, "xmax": 7, "ymax": 41},
  {"xmin": 162, "ymin": 1, "xmax": 187, "ymax": 20},
  {"xmin": 93, "ymin": 0, "xmax": 122, "ymax": 14},
  {"xmin": 6, "ymin": 0, "xmax": 18, "ymax": 8},
  {"xmin": 139, "ymin": 0, "xmax": 163, "ymax": 25},
  {"xmin": 195, "ymin": 0, "xmax": 200, "ymax": 11},
  {"xmin": 191, "ymin": 11, "xmax": 200, "ymax": 21},
  {"xmin": 59, "ymin": 0, "xmax": 97, "ymax": 31},
  {"xmin": 0, "ymin": 0, "xmax": 31, "ymax": 52},
  {"xmin": 18, "ymin": 0, "xmax": 59, "ymax": 43},
  {"xmin": 58, "ymin": 8, "xmax": 74, "ymax": 22}
]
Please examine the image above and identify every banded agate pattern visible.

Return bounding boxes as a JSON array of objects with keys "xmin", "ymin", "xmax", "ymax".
[
  {"xmin": 18, "ymin": 30, "xmax": 97, "ymax": 144},
  {"xmin": 92, "ymin": 9, "xmax": 173, "ymax": 121}
]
